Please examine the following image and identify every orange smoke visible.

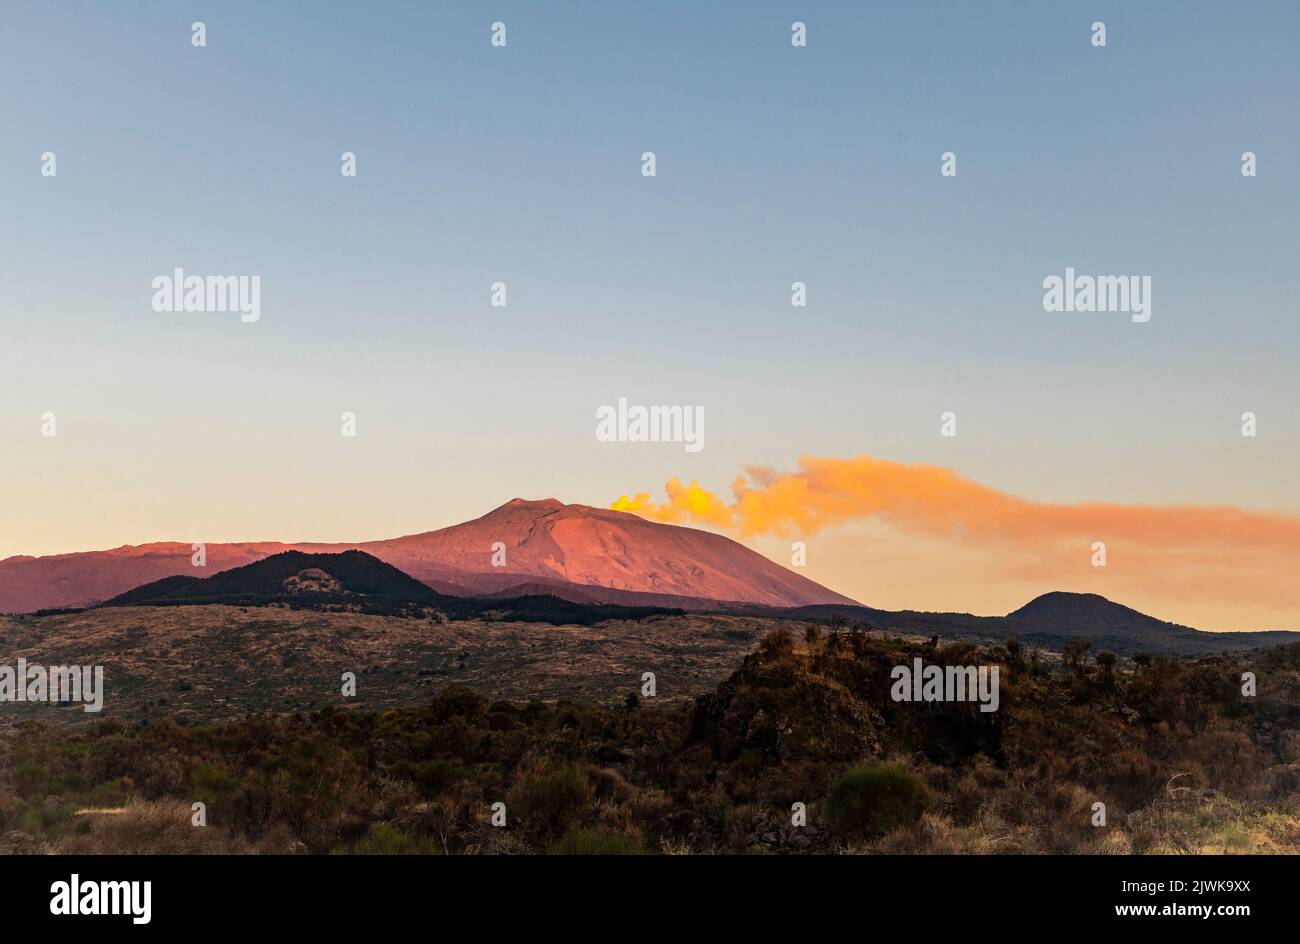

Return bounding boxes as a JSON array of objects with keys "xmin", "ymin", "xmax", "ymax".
[{"xmin": 611, "ymin": 455, "xmax": 1300, "ymax": 616}]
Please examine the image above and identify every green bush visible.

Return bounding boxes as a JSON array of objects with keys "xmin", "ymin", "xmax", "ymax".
[
  {"xmin": 391, "ymin": 758, "xmax": 465, "ymax": 797},
  {"xmin": 547, "ymin": 828, "xmax": 643, "ymax": 855},
  {"xmin": 191, "ymin": 763, "xmax": 236, "ymax": 797},
  {"xmin": 11, "ymin": 763, "xmax": 51, "ymax": 798},
  {"xmin": 507, "ymin": 764, "xmax": 589, "ymax": 838},
  {"xmin": 414, "ymin": 759, "xmax": 465, "ymax": 796},
  {"xmin": 430, "ymin": 685, "xmax": 487, "ymax": 723},
  {"xmin": 344, "ymin": 824, "xmax": 441, "ymax": 855},
  {"xmin": 825, "ymin": 763, "xmax": 925, "ymax": 839}
]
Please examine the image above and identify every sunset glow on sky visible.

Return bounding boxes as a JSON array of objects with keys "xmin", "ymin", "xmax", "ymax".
[{"xmin": 2, "ymin": 2, "xmax": 1296, "ymax": 630}]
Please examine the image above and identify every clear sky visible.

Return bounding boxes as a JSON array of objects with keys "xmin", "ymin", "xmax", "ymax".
[{"xmin": 2, "ymin": 2, "xmax": 1297, "ymax": 629}]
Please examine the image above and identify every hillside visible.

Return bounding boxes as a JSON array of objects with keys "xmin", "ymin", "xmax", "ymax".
[
  {"xmin": 0, "ymin": 499, "xmax": 855, "ymax": 613},
  {"xmin": 105, "ymin": 550, "xmax": 442, "ymax": 606},
  {"xmin": 100, "ymin": 550, "xmax": 680, "ymax": 625},
  {"xmin": 0, "ymin": 606, "xmax": 777, "ymax": 727},
  {"xmin": 5, "ymin": 625, "xmax": 1299, "ymax": 854}
]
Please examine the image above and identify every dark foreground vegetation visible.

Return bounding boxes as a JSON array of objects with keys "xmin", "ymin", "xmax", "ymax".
[{"xmin": 3, "ymin": 629, "xmax": 1298, "ymax": 854}]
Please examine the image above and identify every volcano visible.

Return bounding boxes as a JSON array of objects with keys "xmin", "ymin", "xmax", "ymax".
[{"xmin": 0, "ymin": 499, "xmax": 857, "ymax": 613}]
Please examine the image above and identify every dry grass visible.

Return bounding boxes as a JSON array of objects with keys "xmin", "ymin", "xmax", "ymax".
[
  {"xmin": 54, "ymin": 799, "xmax": 295, "ymax": 854},
  {"xmin": 0, "ymin": 607, "xmax": 784, "ymax": 726},
  {"xmin": 1, "ymin": 627, "xmax": 1297, "ymax": 854}
]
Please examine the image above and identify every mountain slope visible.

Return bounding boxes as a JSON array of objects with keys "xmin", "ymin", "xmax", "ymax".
[
  {"xmin": 0, "ymin": 499, "xmax": 855, "ymax": 613},
  {"xmin": 357, "ymin": 499, "xmax": 856, "ymax": 608},
  {"xmin": 101, "ymin": 550, "xmax": 682, "ymax": 625}
]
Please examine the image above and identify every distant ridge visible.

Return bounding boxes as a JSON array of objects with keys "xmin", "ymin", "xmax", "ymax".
[{"xmin": 771, "ymin": 592, "xmax": 1300, "ymax": 657}]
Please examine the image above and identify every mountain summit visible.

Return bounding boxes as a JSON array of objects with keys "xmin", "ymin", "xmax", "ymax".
[
  {"xmin": 0, "ymin": 499, "xmax": 857, "ymax": 613},
  {"xmin": 317, "ymin": 498, "xmax": 858, "ymax": 609}
]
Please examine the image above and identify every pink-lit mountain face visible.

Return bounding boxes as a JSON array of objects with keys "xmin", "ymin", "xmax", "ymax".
[{"xmin": 0, "ymin": 499, "xmax": 857, "ymax": 613}]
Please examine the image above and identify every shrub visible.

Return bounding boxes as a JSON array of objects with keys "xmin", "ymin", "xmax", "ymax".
[
  {"xmin": 191, "ymin": 763, "xmax": 237, "ymax": 798},
  {"xmin": 759, "ymin": 627, "xmax": 795, "ymax": 657},
  {"xmin": 1096, "ymin": 651, "xmax": 1117, "ymax": 679},
  {"xmin": 825, "ymin": 763, "xmax": 925, "ymax": 839},
  {"xmin": 430, "ymin": 685, "xmax": 487, "ymax": 723},
  {"xmin": 547, "ymin": 828, "xmax": 643, "ymax": 855},
  {"xmin": 55, "ymin": 800, "xmax": 266, "ymax": 854},
  {"xmin": 11, "ymin": 763, "xmax": 51, "ymax": 798},
  {"xmin": 406, "ymin": 759, "xmax": 464, "ymax": 798},
  {"xmin": 1064, "ymin": 639, "xmax": 1092, "ymax": 677},
  {"xmin": 346, "ymin": 823, "xmax": 442, "ymax": 855},
  {"xmin": 507, "ymin": 763, "xmax": 589, "ymax": 838}
]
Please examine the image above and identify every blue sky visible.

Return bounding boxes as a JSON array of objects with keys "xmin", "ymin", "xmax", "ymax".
[{"xmin": 1, "ymin": 2, "xmax": 1297, "ymax": 625}]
